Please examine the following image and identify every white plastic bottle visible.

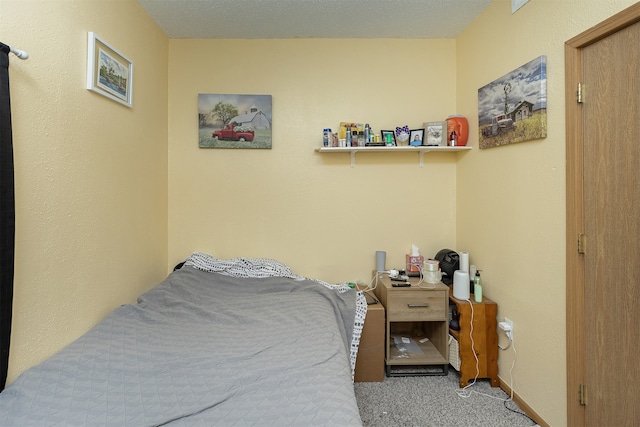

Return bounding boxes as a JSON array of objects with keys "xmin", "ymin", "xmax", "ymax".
[{"xmin": 474, "ymin": 271, "xmax": 483, "ymax": 302}]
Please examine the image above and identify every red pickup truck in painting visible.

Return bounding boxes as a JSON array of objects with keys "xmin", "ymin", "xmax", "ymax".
[{"xmin": 212, "ymin": 123, "xmax": 255, "ymax": 142}]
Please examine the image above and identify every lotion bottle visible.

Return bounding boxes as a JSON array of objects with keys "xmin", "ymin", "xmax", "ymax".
[{"xmin": 474, "ymin": 271, "xmax": 483, "ymax": 302}]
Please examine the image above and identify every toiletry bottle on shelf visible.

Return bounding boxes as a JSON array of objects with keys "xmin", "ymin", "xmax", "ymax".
[
  {"xmin": 474, "ymin": 271, "xmax": 483, "ymax": 302},
  {"xmin": 323, "ymin": 128, "xmax": 331, "ymax": 147},
  {"xmin": 449, "ymin": 131, "xmax": 458, "ymax": 147}
]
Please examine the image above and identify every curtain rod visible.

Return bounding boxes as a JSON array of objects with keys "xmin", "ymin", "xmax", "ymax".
[
  {"xmin": 10, "ymin": 46, "xmax": 28, "ymax": 60},
  {"xmin": 3, "ymin": 44, "xmax": 29, "ymax": 59}
]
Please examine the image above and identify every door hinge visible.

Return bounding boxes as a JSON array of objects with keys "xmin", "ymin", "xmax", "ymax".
[
  {"xmin": 577, "ymin": 82, "xmax": 584, "ymax": 103},
  {"xmin": 579, "ymin": 384, "xmax": 587, "ymax": 406},
  {"xmin": 578, "ymin": 233, "xmax": 586, "ymax": 254}
]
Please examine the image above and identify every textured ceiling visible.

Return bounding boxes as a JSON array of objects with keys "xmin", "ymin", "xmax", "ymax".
[{"xmin": 136, "ymin": 0, "xmax": 493, "ymax": 39}]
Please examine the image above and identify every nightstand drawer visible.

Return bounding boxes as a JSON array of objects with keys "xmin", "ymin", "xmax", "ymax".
[{"xmin": 387, "ymin": 290, "xmax": 446, "ymax": 321}]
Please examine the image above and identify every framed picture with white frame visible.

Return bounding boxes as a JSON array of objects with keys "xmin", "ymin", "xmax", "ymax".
[{"xmin": 86, "ymin": 32, "xmax": 134, "ymax": 108}]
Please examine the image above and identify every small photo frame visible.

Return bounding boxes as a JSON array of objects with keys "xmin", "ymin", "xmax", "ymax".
[
  {"xmin": 409, "ymin": 129, "xmax": 425, "ymax": 146},
  {"xmin": 380, "ymin": 130, "xmax": 396, "ymax": 146},
  {"xmin": 424, "ymin": 121, "xmax": 448, "ymax": 146},
  {"xmin": 87, "ymin": 32, "xmax": 133, "ymax": 108}
]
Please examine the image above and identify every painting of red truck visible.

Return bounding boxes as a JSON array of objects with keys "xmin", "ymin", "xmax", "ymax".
[
  {"xmin": 198, "ymin": 94, "xmax": 272, "ymax": 148},
  {"xmin": 212, "ymin": 123, "xmax": 255, "ymax": 142}
]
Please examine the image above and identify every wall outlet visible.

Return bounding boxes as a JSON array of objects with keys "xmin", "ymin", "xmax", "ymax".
[{"xmin": 504, "ymin": 317, "xmax": 514, "ymax": 341}]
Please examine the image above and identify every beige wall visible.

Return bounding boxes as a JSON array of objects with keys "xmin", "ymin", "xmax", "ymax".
[
  {"xmin": 168, "ymin": 38, "xmax": 461, "ymax": 282},
  {"xmin": 1, "ymin": 0, "xmax": 169, "ymax": 383},
  {"xmin": 456, "ymin": 1, "xmax": 636, "ymax": 426},
  {"xmin": 4, "ymin": 0, "xmax": 639, "ymax": 424}
]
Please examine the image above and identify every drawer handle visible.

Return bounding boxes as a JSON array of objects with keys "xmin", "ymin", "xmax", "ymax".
[{"xmin": 407, "ymin": 303, "xmax": 430, "ymax": 308}]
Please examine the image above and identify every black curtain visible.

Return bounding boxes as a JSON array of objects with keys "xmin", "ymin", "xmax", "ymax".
[{"xmin": 0, "ymin": 42, "xmax": 15, "ymax": 391}]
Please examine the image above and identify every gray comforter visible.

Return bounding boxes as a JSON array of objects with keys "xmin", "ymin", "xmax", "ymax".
[{"xmin": 0, "ymin": 266, "xmax": 363, "ymax": 426}]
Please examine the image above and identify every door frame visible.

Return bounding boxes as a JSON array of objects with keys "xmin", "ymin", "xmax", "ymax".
[{"xmin": 565, "ymin": 3, "xmax": 640, "ymax": 425}]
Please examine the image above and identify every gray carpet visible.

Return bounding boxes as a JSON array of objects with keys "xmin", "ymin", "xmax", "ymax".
[{"xmin": 354, "ymin": 371, "xmax": 537, "ymax": 427}]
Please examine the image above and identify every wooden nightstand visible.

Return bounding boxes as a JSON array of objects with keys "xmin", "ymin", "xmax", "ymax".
[
  {"xmin": 449, "ymin": 294, "xmax": 499, "ymax": 387},
  {"xmin": 373, "ymin": 274, "xmax": 449, "ymax": 376}
]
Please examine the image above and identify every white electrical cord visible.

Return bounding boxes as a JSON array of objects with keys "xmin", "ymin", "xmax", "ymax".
[
  {"xmin": 499, "ymin": 335, "xmax": 512, "ymax": 350},
  {"xmin": 360, "ymin": 261, "xmax": 440, "ymax": 292},
  {"xmin": 456, "ymin": 307, "xmax": 517, "ymax": 403},
  {"xmin": 456, "ymin": 300, "xmax": 479, "ymax": 398},
  {"xmin": 359, "ymin": 270, "xmax": 393, "ymax": 293}
]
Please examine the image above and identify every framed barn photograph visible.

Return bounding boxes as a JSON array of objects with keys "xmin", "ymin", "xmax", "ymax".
[
  {"xmin": 478, "ymin": 55, "xmax": 547, "ymax": 149},
  {"xmin": 198, "ymin": 94, "xmax": 272, "ymax": 149},
  {"xmin": 86, "ymin": 32, "xmax": 133, "ymax": 108}
]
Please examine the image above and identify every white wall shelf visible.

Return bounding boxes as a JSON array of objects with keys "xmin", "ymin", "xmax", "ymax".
[{"xmin": 315, "ymin": 145, "xmax": 472, "ymax": 167}]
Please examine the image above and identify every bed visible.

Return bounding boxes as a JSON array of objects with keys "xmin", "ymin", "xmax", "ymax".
[{"xmin": 0, "ymin": 252, "xmax": 366, "ymax": 426}]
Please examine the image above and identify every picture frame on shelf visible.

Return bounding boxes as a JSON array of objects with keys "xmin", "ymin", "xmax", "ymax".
[
  {"xmin": 409, "ymin": 129, "xmax": 425, "ymax": 146},
  {"xmin": 424, "ymin": 121, "xmax": 448, "ymax": 146},
  {"xmin": 86, "ymin": 32, "xmax": 133, "ymax": 108},
  {"xmin": 380, "ymin": 130, "xmax": 396, "ymax": 146}
]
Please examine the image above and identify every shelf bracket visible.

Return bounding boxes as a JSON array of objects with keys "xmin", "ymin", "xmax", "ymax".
[
  {"xmin": 419, "ymin": 151, "xmax": 425, "ymax": 168},
  {"xmin": 350, "ymin": 150, "xmax": 356, "ymax": 167}
]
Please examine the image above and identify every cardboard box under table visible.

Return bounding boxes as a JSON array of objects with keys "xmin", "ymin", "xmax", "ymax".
[{"xmin": 354, "ymin": 290, "xmax": 385, "ymax": 382}]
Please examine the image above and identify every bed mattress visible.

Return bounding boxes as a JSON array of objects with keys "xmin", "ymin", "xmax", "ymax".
[{"xmin": 0, "ymin": 258, "xmax": 364, "ymax": 426}]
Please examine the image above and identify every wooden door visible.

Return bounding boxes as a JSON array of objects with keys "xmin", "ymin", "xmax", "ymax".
[{"xmin": 566, "ymin": 4, "xmax": 640, "ymax": 426}]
